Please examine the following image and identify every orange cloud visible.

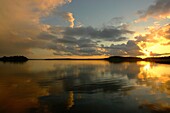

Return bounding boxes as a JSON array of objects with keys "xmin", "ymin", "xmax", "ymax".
[
  {"xmin": 135, "ymin": 24, "xmax": 170, "ymax": 57},
  {"xmin": 63, "ymin": 12, "xmax": 75, "ymax": 28},
  {"xmin": 0, "ymin": 0, "xmax": 72, "ymax": 56},
  {"xmin": 136, "ymin": 0, "xmax": 170, "ymax": 22}
]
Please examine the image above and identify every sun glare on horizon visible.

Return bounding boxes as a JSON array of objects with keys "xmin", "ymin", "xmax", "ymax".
[{"xmin": 143, "ymin": 50, "xmax": 152, "ymax": 57}]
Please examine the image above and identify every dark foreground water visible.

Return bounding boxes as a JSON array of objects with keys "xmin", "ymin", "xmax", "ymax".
[{"xmin": 1, "ymin": 60, "xmax": 170, "ymax": 113}]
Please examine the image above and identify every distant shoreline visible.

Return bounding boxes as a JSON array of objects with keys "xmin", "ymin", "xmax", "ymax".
[
  {"xmin": 0, "ymin": 56, "xmax": 28, "ymax": 63},
  {"xmin": 43, "ymin": 56, "xmax": 170, "ymax": 64},
  {"xmin": 1, "ymin": 56, "xmax": 170, "ymax": 64}
]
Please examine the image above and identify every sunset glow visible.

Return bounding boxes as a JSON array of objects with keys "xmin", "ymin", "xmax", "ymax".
[
  {"xmin": 1, "ymin": 1, "xmax": 170, "ymax": 113},
  {"xmin": 0, "ymin": 0, "xmax": 170, "ymax": 58},
  {"xmin": 138, "ymin": 61, "xmax": 170, "ymax": 84},
  {"xmin": 136, "ymin": 23, "xmax": 170, "ymax": 58}
]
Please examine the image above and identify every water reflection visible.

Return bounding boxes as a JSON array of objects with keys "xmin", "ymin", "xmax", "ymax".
[
  {"xmin": 67, "ymin": 91, "xmax": 74, "ymax": 109},
  {"xmin": 0, "ymin": 61, "xmax": 170, "ymax": 113},
  {"xmin": 137, "ymin": 62, "xmax": 170, "ymax": 113}
]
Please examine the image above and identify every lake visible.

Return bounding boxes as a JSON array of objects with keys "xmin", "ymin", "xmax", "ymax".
[{"xmin": 0, "ymin": 60, "xmax": 170, "ymax": 113}]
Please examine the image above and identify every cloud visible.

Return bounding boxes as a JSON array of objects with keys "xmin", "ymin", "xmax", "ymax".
[
  {"xmin": 136, "ymin": 0, "xmax": 170, "ymax": 22},
  {"xmin": 0, "ymin": 0, "xmax": 142, "ymax": 58},
  {"xmin": 37, "ymin": 26, "xmax": 142, "ymax": 56},
  {"xmin": 62, "ymin": 12, "xmax": 75, "ymax": 28},
  {"xmin": 150, "ymin": 52, "xmax": 170, "ymax": 56},
  {"xmin": 46, "ymin": 34, "xmax": 100, "ymax": 56},
  {"xmin": 109, "ymin": 17, "xmax": 124, "ymax": 25},
  {"xmin": 134, "ymin": 24, "xmax": 170, "ymax": 56},
  {"xmin": 0, "ymin": 0, "xmax": 144, "ymax": 57},
  {"xmin": 136, "ymin": 24, "xmax": 170, "ymax": 43},
  {"xmin": 63, "ymin": 26, "xmax": 134, "ymax": 41},
  {"xmin": 0, "ymin": 0, "xmax": 71, "ymax": 56},
  {"xmin": 105, "ymin": 40, "xmax": 143, "ymax": 56}
]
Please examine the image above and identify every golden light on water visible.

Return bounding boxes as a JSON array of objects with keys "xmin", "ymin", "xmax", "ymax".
[
  {"xmin": 1, "ymin": 60, "xmax": 170, "ymax": 112},
  {"xmin": 143, "ymin": 62, "xmax": 151, "ymax": 71},
  {"xmin": 137, "ymin": 61, "xmax": 170, "ymax": 83},
  {"xmin": 67, "ymin": 91, "xmax": 74, "ymax": 109}
]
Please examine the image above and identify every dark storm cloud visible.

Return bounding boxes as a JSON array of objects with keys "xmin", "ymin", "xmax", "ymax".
[
  {"xmin": 63, "ymin": 26, "xmax": 134, "ymax": 41},
  {"xmin": 53, "ymin": 35, "xmax": 97, "ymax": 48},
  {"xmin": 38, "ymin": 32, "xmax": 57, "ymax": 40},
  {"xmin": 50, "ymin": 35, "xmax": 100, "ymax": 56},
  {"xmin": 105, "ymin": 40, "xmax": 143, "ymax": 56},
  {"xmin": 50, "ymin": 40, "xmax": 142, "ymax": 56},
  {"xmin": 56, "ymin": 35, "xmax": 78, "ymax": 44},
  {"xmin": 77, "ymin": 38, "xmax": 98, "ymax": 48},
  {"xmin": 37, "ymin": 26, "xmax": 142, "ymax": 56},
  {"xmin": 39, "ymin": 29, "xmax": 100, "ymax": 56},
  {"xmin": 137, "ymin": 0, "xmax": 170, "ymax": 21}
]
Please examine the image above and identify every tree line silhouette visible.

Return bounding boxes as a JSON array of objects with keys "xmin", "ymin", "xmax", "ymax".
[{"xmin": 0, "ymin": 56, "xmax": 28, "ymax": 62}]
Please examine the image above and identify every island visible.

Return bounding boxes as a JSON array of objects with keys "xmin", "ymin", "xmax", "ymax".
[
  {"xmin": 0, "ymin": 56, "xmax": 28, "ymax": 62},
  {"xmin": 106, "ymin": 56, "xmax": 170, "ymax": 64},
  {"xmin": 105, "ymin": 56, "xmax": 142, "ymax": 63},
  {"xmin": 1, "ymin": 55, "xmax": 170, "ymax": 64},
  {"xmin": 144, "ymin": 56, "xmax": 170, "ymax": 64}
]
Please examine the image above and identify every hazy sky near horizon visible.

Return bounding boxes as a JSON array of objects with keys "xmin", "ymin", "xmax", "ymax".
[{"xmin": 0, "ymin": 0, "xmax": 170, "ymax": 58}]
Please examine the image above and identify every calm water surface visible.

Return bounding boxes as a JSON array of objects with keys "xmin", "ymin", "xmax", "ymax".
[{"xmin": 1, "ymin": 60, "xmax": 170, "ymax": 113}]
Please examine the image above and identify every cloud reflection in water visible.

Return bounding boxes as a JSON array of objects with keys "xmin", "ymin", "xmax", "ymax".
[{"xmin": 0, "ymin": 61, "xmax": 170, "ymax": 113}]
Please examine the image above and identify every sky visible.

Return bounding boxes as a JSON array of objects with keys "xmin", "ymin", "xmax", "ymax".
[{"xmin": 0, "ymin": 0, "xmax": 170, "ymax": 58}]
